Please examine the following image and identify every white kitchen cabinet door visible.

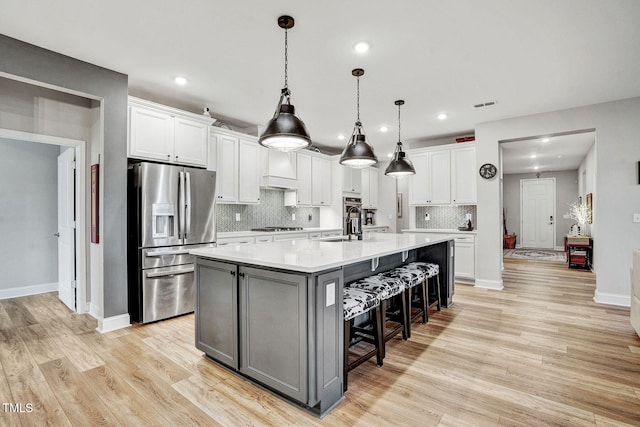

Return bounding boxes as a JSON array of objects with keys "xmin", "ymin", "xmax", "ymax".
[
  {"xmin": 361, "ymin": 168, "xmax": 379, "ymax": 208},
  {"xmin": 408, "ymin": 149, "xmax": 450, "ymax": 205},
  {"xmin": 454, "ymin": 241, "xmax": 475, "ymax": 279},
  {"xmin": 238, "ymin": 139, "xmax": 260, "ymax": 204},
  {"xmin": 312, "ymin": 156, "xmax": 331, "ymax": 206},
  {"xmin": 342, "ymin": 166, "xmax": 362, "ymax": 193},
  {"xmin": 129, "ymin": 106, "xmax": 174, "ymax": 162},
  {"xmin": 451, "ymin": 146, "xmax": 477, "ymax": 204},
  {"xmin": 408, "ymin": 152, "xmax": 430, "ymax": 205},
  {"xmin": 296, "ymin": 152, "xmax": 312, "ymax": 206},
  {"xmin": 216, "ymin": 135, "xmax": 239, "ymax": 202},
  {"xmin": 173, "ymin": 117, "xmax": 208, "ymax": 167}
]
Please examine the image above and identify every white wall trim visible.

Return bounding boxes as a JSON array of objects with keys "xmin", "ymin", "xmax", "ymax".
[
  {"xmin": 0, "ymin": 282, "xmax": 58, "ymax": 299},
  {"xmin": 89, "ymin": 302, "xmax": 103, "ymax": 319},
  {"xmin": 96, "ymin": 313, "xmax": 131, "ymax": 333},
  {"xmin": 593, "ymin": 290, "xmax": 630, "ymax": 307},
  {"xmin": 474, "ymin": 278, "xmax": 504, "ymax": 290}
]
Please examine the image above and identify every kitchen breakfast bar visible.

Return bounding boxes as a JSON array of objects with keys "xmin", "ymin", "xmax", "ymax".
[{"xmin": 190, "ymin": 233, "xmax": 454, "ymax": 417}]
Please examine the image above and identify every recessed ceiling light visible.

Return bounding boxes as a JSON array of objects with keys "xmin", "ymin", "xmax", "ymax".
[
  {"xmin": 337, "ymin": 134, "xmax": 345, "ymax": 140},
  {"xmin": 354, "ymin": 42, "xmax": 369, "ymax": 53},
  {"xmin": 530, "ymin": 154, "xmax": 536, "ymax": 159},
  {"xmin": 533, "ymin": 165, "xmax": 539, "ymax": 170},
  {"xmin": 387, "ymin": 152, "xmax": 393, "ymax": 158},
  {"xmin": 541, "ymin": 137, "xmax": 550, "ymax": 143},
  {"xmin": 174, "ymin": 76, "xmax": 188, "ymax": 85},
  {"xmin": 437, "ymin": 113, "xmax": 448, "ymax": 120},
  {"xmin": 379, "ymin": 126, "xmax": 389, "ymax": 133}
]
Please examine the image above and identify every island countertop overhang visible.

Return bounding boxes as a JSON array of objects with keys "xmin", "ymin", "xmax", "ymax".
[{"xmin": 190, "ymin": 233, "xmax": 452, "ymax": 273}]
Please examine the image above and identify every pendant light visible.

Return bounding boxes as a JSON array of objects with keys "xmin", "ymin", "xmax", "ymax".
[
  {"xmin": 258, "ymin": 15, "xmax": 311, "ymax": 151},
  {"xmin": 339, "ymin": 68, "xmax": 378, "ymax": 168},
  {"xmin": 385, "ymin": 100, "xmax": 415, "ymax": 177}
]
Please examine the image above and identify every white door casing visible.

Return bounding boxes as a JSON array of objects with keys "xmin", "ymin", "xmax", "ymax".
[
  {"xmin": 520, "ymin": 178, "xmax": 556, "ymax": 249},
  {"xmin": 58, "ymin": 148, "xmax": 76, "ymax": 310}
]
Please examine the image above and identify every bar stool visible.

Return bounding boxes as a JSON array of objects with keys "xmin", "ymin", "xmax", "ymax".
[
  {"xmin": 343, "ymin": 286, "xmax": 383, "ymax": 392},
  {"xmin": 382, "ymin": 267, "xmax": 427, "ymax": 338},
  {"xmin": 404, "ymin": 261, "xmax": 441, "ymax": 313},
  {"xmin": 349, "ymin": 274, "xmax": 408, "ymax": 358}
]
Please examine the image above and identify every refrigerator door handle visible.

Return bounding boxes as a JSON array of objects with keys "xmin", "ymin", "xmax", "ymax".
[
  {"xmin": 185, "ymin": 172, "xmax": 192, "ymax": 239},
  {"xmin": 146, "ymin": 249, "xmax": 190, "ymax": 257},
  {"xmin": 178, "ymin": 171, "xmax": 186, "ymax": 240},
  {"xmin": 145, "ymin": 265, "xmax": 194, "ymax": 278}
]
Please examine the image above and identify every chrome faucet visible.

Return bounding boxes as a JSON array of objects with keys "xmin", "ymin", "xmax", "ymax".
[{"xmin": 346, "ymin": 205, "xmax": 363, "ymax": 241}]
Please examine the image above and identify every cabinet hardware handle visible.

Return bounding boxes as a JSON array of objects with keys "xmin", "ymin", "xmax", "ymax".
[
  {"xmin": 230, "ymin": 271, "xmax": 236, "ymax": 276},
  {"xmin": 238, "ymin": 272, "xmax": 245, "ymax": 278}
]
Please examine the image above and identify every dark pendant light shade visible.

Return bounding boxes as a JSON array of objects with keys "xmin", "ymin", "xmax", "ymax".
[
  {"xmin": 385, "ymin": 100, "xmax": 415, "ymax": 177},
  {"xmin": 339, "ymin": 69, "xmax": 378, "ymax": 168},
  {"xmin": 258, "ymin": 15, "xmax": 311, "ymax": 152}
]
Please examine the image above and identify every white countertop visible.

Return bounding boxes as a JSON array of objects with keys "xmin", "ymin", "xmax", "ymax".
[
  {"xmin": 192, "ymin": 233, "xmax": 451, "ymax": 273},
  {"xmin": 402, "ymin": 228, "xmax": 477, "ymax": 235},
  {"xmin": 217, "ymin": 227, "xmax": 342, "ymax": 239}
]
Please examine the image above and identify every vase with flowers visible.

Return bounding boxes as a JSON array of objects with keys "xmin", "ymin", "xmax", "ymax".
[{"xmin": 567, "ymin": 200, "xmax": 591, "ymax": 236}]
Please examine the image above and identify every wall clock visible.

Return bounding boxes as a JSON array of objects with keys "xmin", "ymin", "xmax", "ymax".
[{"xmin": 479, "ymin": 163, "xmax": 497, "ymax": 179}]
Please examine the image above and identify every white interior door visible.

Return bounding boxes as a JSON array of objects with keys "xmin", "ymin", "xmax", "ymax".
[
  {"xmin": 57, "ymin": 148, "xmax": 76, "ymax": 311},
  {"xmin": 521, "ymin": 178, "xmax": 555, "ymax": 249}
]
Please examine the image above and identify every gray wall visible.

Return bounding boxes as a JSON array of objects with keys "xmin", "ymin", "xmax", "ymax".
[
  {"xmin": 503, "ymin": 171, "xmax": 578, "ymax": 248},
  {"xmin": 0, "ymin": 138, "xmax": 58, "ymax": 289},
  {"xmin": 216, "ymin": 189, "xmax": 320, "ymax": 232},
  {"xmin": 0, "ymin": 35, "xmax": 128, "ymax": 318}
]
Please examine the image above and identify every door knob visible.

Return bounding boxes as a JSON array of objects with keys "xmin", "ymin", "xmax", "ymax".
[{"xmin": 53, "ymin": 232, "xmax": 60, "ymax": 237}]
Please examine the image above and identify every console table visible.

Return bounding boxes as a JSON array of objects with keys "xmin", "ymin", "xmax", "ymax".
[{"xmin": 564, "ymin": 235, "xmax": 593, "ymax": 269}]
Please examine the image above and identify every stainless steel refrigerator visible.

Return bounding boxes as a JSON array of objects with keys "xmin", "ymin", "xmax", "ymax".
[{"xmin": 128, "ymin": 162, "xmax": 216, "ymax": 323}]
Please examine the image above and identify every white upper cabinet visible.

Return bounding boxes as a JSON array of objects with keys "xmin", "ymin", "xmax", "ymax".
[
  {"xmin": 311, "ymin": 155, "xmax": 331, "ymax": 206},
  {"xmin": 361, "ymin": 167, "xmax": 379, "ymax": 209},
  {"xmin": 214, "ymin": 128, "xmax": 260, "ymax": 204},
  {"xmin": 261, "ymin": 149, "xmax": 297, "ymax": 189},
  {"xmin": 408, "ymin": 149, "xmax": 450, "ymax": 205},
  {"xmin": 296, "ymin": 152, "xmax": 312, "ymax": 206},
  {"xmin": 451, "ymin": 145, "xmax": 477, "ymax": 204},
  {"xmin": 342, "ymin": 167, "xmax": 362, "ymax": 193},
  {"xmin": 128, "ymin": 97, "xmax": 212, "ymax": 167},
  {"xmin": 408, "ymin": 143, "xmax": 476, "ymax": 206}
]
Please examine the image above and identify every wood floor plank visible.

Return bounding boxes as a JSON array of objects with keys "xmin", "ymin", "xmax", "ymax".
[
  {"xmin": 38, "ymin": 357, "xmax": 121, "ymax": 426},
  {"xmin": 0, "ymin": 329, "xmax": 45, "ymax": 386},
  {"xmin": 55, "ymin": 333, "xmax": 104, "ymax": 372},
  {"xmin": 10, "ymin": 379, "xmax": 71, "ymax": 427},
  {"xmin": 0, "ymin": 299, "xmax": 38, "ymax": 328}
]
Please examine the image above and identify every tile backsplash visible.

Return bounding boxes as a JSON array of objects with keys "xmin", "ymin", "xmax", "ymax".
[
  {"xmin": 415, "ymin": 205, "xmax": 477, "ymax": 229},
  {"xmin": 216, "ymin": 189, "xmax": 320, "ymax": 232}
]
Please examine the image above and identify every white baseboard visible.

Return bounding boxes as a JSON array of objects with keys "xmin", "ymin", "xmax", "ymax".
[
  {"xmin": 555, "ymin": 245, "xmax": 564, "ymax": 251},
  {"xmin": 593, "ymin": 290, "xmax": 630, "ymax": 307},
  {"xmin": 96, "ymin": 313, "xmax": 131, "ymax": 333},
  {"xmin": 0, "ymin": 282, "xmax": 58, "ymax": 299},
  {"xmin": 474, "ymin": 278, "xmax": 504, "ymax": 290}
]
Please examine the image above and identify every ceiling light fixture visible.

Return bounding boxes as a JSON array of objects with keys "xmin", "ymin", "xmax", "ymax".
[
  {"xmin": 385, "ymin": 100, "xmax": 415, "ymax": 178},
  {"xmin": 354, "ymin": 42, "xmax": 369, "ymax": 53},
  {"xmin": 379, "ymin": 126, "xmax": 389, "ymax": 133},
  {"xmin": 174, "ymin": 76, "xmax": 187, "ymax": 85},
  {"xmin": 530, "ymin": 154, "xmax": 537, "ymax": 159},
  {"xmin": 339, "ymin": 68, "xmax": 378, "ymax": 168},
  {"xmin": 542, "ymin": 137, "xmax": 550, "ymax": 143},
  {"xmin": 437, "ymin": 113, "xmax": 448, "ymax": 120},
  {"xmin": 258, "ymin": 15, "xmax": 311, "ymax": 152},
  {"xmin": 337, "ymin": 134, "xmax": 345, "ymax": 140}
]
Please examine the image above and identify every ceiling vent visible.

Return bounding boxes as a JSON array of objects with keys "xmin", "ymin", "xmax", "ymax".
[{"xmin": 474, "ymin": 100, "xmax": 497, "ymax": 108}]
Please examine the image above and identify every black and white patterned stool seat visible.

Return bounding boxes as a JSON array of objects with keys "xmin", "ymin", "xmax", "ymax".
[
  {"xmin": 349, "ymin": 274, "xmax": 405, "ymax": 299},
  {"xmin": 383, "ymin": 267, "xmax": 426, "ymax": 288},
  {"xmin": 404, "ymin": 261, "xmax": 439, "ymax": 278},
  {"xmin": 343, "ymin": 287, "xmax": 380, "ymax": 321}
]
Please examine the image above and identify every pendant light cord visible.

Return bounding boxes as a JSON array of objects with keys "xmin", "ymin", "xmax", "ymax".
[
  {"xmin": 356, "ymin": 75, "xmax": 360, "ymax": 122},
  {"xmin": 397, "ymin": 102, "xmax": 401, "ymax": 143},
  {"xmin": 284, "ymin": 27, "xmax": 289, "ymax": 90}
]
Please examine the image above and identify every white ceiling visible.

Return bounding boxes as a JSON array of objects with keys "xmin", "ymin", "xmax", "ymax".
[
  {"xmin": 1, "ymin": 0, "xmax": 639, "ymax": 158},
  {"xmin": 500, "ymin": 132, "xmax": 595, "ymax": 174}
]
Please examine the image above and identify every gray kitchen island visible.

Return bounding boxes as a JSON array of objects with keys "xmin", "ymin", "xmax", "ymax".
[{"xmin": 190, "ymin": 232, "xmax": 454, "ymax": 417}]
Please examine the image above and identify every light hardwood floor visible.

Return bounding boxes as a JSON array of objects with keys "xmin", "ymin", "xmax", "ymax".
[{"xmin": 1, "ymin": 259, "xmax": 639, "ymax": 426}]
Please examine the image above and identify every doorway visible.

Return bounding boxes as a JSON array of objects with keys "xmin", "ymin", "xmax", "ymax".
[
  {"xmin": 520, "ymin": 178, "xmax": 556, "ymax": 249},
  {"xmin": 0, "ymin": 128, "xmax": 87, "ymax": 313}
]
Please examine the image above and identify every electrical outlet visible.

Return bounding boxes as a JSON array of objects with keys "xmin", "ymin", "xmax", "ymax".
[
  {"xmin": 308, "ymin": 214, "xmax": 312, "ymax": 221},
  {"xmin": 235, "ymin": 213, "xmax": 240, "ymax": 221},
  {"xmin": 634, "ymin": 213, "xmax": 640, "ymax": 223},
  {"xmin": 466, "ymin": 213, "xmax": 472, "ymax": 221},
  {"xmin": 425, "ymin": 213, "xmax": 430, "ymax": 220},
  {"xmin": 292, "ymin": 213, "xmax": 296, "ymax": 221}
]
